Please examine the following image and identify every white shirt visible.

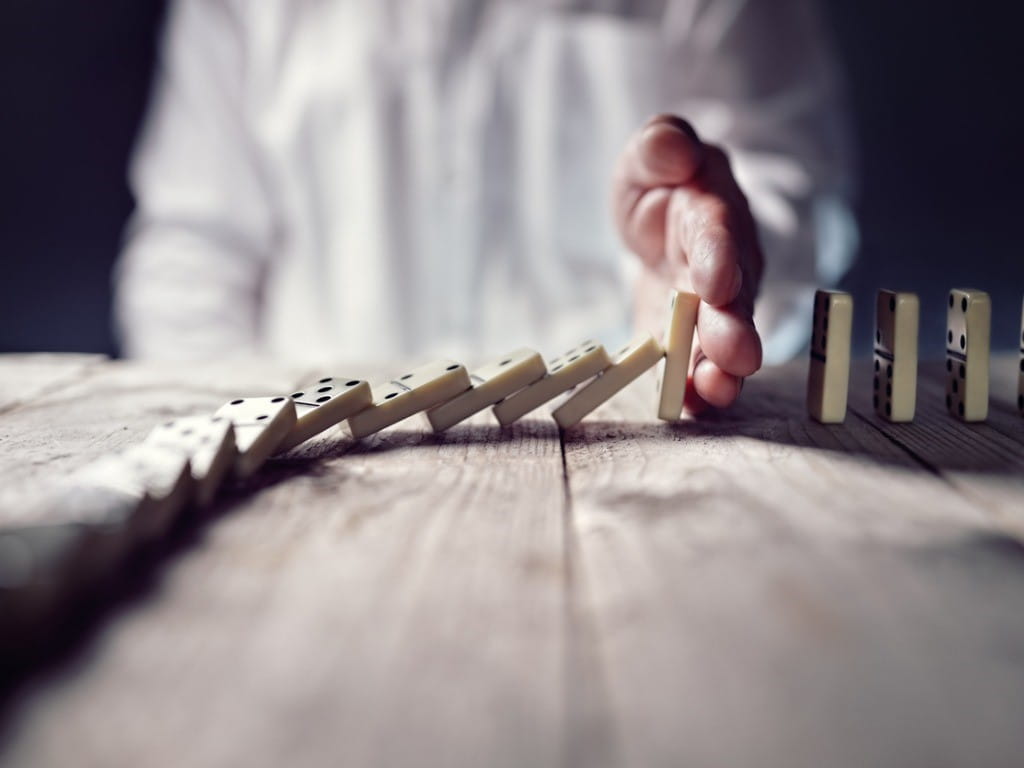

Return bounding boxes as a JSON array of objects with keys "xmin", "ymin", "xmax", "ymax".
[{"xmin": 115, "ymin": 0, "xmax": 855, "ymax": 365}]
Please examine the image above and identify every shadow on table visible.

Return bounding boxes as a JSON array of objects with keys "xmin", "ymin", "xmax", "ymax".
[
  {"xmin": 605, "ymin": 361, "xmax": 1024, "ymax": 478},
  {"xmin": 0, "ymin": 459, "xmax": 311, "ymax": 732},
  {"xmin": 305, "ymin": 380, "xmax": 1022, "ymax": 478}
]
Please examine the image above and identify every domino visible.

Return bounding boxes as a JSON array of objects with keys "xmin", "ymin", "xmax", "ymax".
[
  {"xmin": 657, "ymin": 290, "xmax": 699, "ymax": 421},
  {"xmin": 348, "ymin": 360, "xmax": 471, "ymax": 439},
  {"xmin": 28, "ymin": 484, "xmax": 147, "ymax": 589},
  {"xmin": 145, "ymin": 415, "xmax": 237, "ymax": 507},
  {"xmin": 807, "ymin": 289, "xmax": 853, "ymax": 423},
  {"xmin": 873, "ymin": 290, "xmax": 919, "ymax": 422},
  {"xmin": 27, "ymin": 445, "xmax": 196, "ymax": 587},
  {"xmin": 215, "ymin": 396, "xmax": 297, "ymax": 478},
  {"xmin": 945, "ymin": 288, "xmax": 990, "ymax": 421},
  {"xmin": 277, "ymin": 376, "xmax": 373, "ymax": 452},
  {"xmin": 426, "ymin": 348, "xmax": 546, "ymax": 432},
  {"xmin": 4, "ymin": 447, "xmax": 192, "ymax": 643},
  {"xmin": 1018, "ymin": 297, "xmax": 1023, "ymax": 416},
  {"xmin": 0, "ymin": 522, "xmax": 88, "ymax": 643},
  {"xmin": 6, "ymin": 445, "xmax": 194, "ymax": 623},
  {"xmin": 492, "ymin": 341, "xmax": 612, "ymax": 426},
  {"xmin": 74, "ymin": 444, "xmax": 195, "ymax": 546},
  {"xmin": 552, "ymin": 334, "xmax": 664, "ymax": 429}
]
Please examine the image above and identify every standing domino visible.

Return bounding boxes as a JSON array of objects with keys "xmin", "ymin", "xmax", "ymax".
[
  {"xmin": 215, "ymin": 396, "xmax": 297, "ymax": 478},
  {"xmin": 552, "ymin": 335, "xmax": 665, "ymax": 429},
  {"xmin": 145, "ymin": 415, "xmax": 237, "ymax": 507},
  {"xmin": 807, "ymin": 289, "xmax": 853, "ymax": 423},
  {"xmin": 492, "ymin": 341, "xmax": 612, "ymax": 426},
  {"xmin": 348, "ymin": 360, "xmax": 471, "ymax": 439},
  {"xmin": 278, "ymin": 376, "xmax": 373, "ymax": 452},
  {"xmin": 945, "ymin": 288, "xmax": 990, "ymax": 421},
  {"xmin": 873, "ymin": 290, "xmax": 919, "ymax": 422},
  {"xmin": 658, "ymin": 290, "xmax": 700, "ymax": 422},
  {"xmin": 426, "ymin": 349, "xmax": 546, "ymax": 432}
]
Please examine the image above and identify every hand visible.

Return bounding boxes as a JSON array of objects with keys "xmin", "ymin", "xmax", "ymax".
[{"xmin": 612, "ymin": 114, "xmax": 764, "ymax": 412}]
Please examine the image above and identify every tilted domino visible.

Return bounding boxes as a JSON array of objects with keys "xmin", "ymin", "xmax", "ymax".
[
  {"xmin": 3, "ymin": 447, "xmax": 192, "ymax": 653},
  {"xmin": 215, "ymin": 396, "xmax": 297, "ymax": 477},
  {"xmin": 278, "ymin": 376, "xmax": 373, "ymax": 452},
  {"xmin": 945, "ymin": 288, "xmax": 990, "ymax": 422},
  {"xmin": 0, "ymin": 522, "xmax": 89, "ymax": 649},
  {"xmin": 552, "ymin": 334, "xmax": 664, "ymax": 429},
  {"xmin": 145, "ymin": 415, "xmax": 237, "ymax": 507},
  {"xmin": 348, "ymin": 360, "xmax": 471, "ymax": 439},
  {"xmin": 426, "ymin": 348, "xmax": 546, "ymax": 432},
  {"xmin": 873, "ymin": 290, "xmax": 919, "ymax": 422},
  {"xmin": 73, "ymin": 444, "xmax": 195, "ymax": 547},
  {"xmin": 14, "ymin": 445, "xmax": 198, "ymax": 590},
  {"xmin": 492, "ymin": 341, "xmax": 612, "ymax": 426},
  {"xmin": 807, "ymin": 289, "xmax": 853, "ymax": 423},
  {"xmin": 25, "ymin": 487, "xmax": 143, "ymax": 590}
]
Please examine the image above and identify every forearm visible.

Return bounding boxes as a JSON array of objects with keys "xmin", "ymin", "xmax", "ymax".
[
  {"xmin": 115, "ymin": 0, "xmax": 276, "ymax": 361},
  {"xmin": 115, "ymin": 221, "xmax": 265, "ymax": 360}
]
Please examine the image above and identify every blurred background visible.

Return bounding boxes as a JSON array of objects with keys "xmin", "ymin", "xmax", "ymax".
[{"xmin": 0, "ymin": 0, "xmax": 1021, "ymax": 357}]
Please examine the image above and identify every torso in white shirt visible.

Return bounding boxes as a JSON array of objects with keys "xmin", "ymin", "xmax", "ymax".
[{"xmin": 117, "ymin": 0, "xmax": 853, "ymax": 364}]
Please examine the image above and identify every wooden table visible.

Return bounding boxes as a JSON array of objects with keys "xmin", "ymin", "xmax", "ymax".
[{"xmin": 1, "ymin": 353, "xmax": 1022, "ymax": 768}]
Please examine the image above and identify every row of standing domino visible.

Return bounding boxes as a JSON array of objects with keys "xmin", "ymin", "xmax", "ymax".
[
  {"xmin": 809, "ymin": 288, "xmax": 1024, "ymax": 423},
  {"xmin": 3, "ymin": 288, "xmax": 1022, "ymax": 658}
]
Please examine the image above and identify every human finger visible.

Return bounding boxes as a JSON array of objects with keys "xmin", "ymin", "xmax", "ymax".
[{"xmin": 694, "ymin": 300, "xmax": 762, "ymax": 378}]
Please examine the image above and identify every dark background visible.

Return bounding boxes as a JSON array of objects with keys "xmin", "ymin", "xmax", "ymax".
[{"xmin": 0, "ymin": 1, "xmax": 1021, "ymax": 357}]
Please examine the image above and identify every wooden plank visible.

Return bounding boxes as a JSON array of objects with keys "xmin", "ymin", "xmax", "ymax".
[
  {"xmin": 562, "ymin": 364, "xmax": 1024, "ymax": 767},
  {"xmin": 0, "ymin": 365, "xmax": 570, "ymax": 767},
  {"xmin": 3, "ymin": 355, "xmax": 1024, "ymax": 768},
  {"xmin": 0, "ymin": 353, "xmax": 105, "ymax": 413}
]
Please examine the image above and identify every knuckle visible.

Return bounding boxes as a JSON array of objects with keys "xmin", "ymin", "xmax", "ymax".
[
  {"xmin": 685, "ymin": 198, "xmax": 736, "ymax": 247},
  {"xmin": 699, "ymin": 197, "xmax": 732, "ymax": 227}
]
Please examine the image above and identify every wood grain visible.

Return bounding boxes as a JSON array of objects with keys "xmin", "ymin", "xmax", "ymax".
[
  {"xmin": 849, "ymin": 357, "xmax": 1024, "ymax": 536},
  {"xmin": 1, "ymin": 355, "xmax": 1023, "ymax": 768},
  {"xmin": 0, "ymin": 362, "xmax": 569, "ymax": 768},
  {"xmin": 561, "ymin": 363, "xmax": 1024, "ymax": 768}
]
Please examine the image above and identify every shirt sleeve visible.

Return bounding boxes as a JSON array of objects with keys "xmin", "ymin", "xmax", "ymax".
[
  {"xmin": 114, "ymin": 0, "xmax": 278, "ymax": 360},
  {"xmin": 661, "ymin": 0, "xmax": 858, "ymax": 362}
]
